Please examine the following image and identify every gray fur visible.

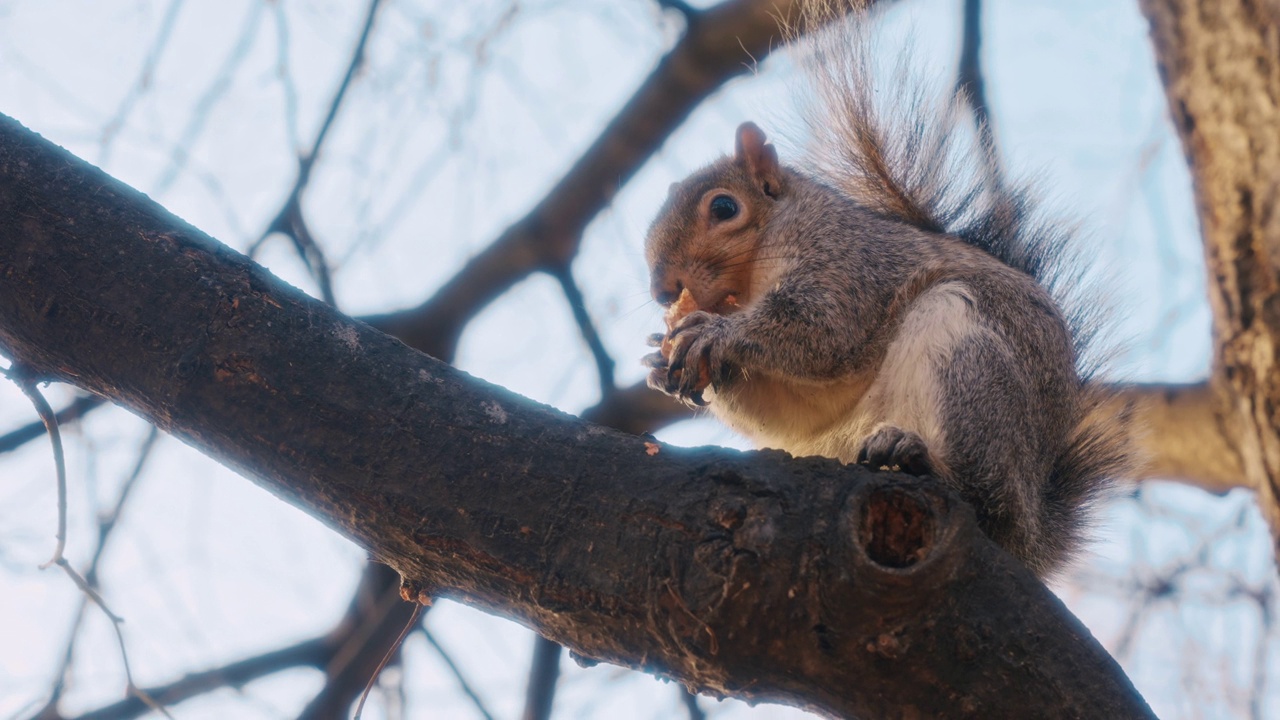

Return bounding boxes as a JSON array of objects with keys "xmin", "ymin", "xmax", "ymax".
[{"xmin": 643, "ymin": 10, "xmax": 1132, "ymax": 578}]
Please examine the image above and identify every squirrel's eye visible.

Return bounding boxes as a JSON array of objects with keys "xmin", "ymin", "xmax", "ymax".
[{"xmin": 709, "ymin": 195, "xmax": 739, "ymax": 222}]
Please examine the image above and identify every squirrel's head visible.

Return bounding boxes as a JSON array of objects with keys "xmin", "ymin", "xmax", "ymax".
[{"xmin": 645, "ymin": 121, "xmax": 786, "ymax": 313}]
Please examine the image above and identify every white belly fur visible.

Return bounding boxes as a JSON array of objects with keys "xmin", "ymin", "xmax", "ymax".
[{"xmin": 711, "ymin": 282, "xmax": 981, "ymax": 464}]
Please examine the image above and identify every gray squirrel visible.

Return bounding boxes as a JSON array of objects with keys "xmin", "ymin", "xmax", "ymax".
[{"xmin": 641, "ymin": 6, "xmax": 1132, "ymax": 578}]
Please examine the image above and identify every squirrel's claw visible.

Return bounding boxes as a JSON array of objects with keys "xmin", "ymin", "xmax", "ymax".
[
  {"xmin": 857, "ymin": 426, "xmax": 936, "ymax": 477},
  {"xmin": 649, "ymin": 310, "xmax": 730, "ymax": 405}
]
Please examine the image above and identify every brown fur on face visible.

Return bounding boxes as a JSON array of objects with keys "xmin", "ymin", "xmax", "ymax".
[{"xmin": 646, "ymin": 123, "xmax": 789, "ymax": 316}]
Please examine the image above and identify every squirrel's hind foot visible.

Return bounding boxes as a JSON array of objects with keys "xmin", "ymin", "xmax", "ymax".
[{"xmin": 857, "ymin": 426, "xmax": 936, "ymax": 477}]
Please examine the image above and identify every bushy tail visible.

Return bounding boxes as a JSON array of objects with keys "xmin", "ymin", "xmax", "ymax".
[
  {"xmin": 1038, "ymin": 383, "xmax": 1139, "ymax": 571},
  {"xmin": 787, "ymin": 0, "xmax": 1136, "ymax": 569},
  {"xmin": 787, "ymin": 1, "xmax": 1068, "ymax": 293}
]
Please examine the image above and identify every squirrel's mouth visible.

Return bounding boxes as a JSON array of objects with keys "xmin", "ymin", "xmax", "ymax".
[{"xmin": 708, "ymin": 290, "xmax": 744, "ymax": 315}]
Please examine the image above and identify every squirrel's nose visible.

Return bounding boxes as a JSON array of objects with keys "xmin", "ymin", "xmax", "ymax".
[{"xmin": 652, "ymin": 276, "xmax": 685, "ymax": 306}]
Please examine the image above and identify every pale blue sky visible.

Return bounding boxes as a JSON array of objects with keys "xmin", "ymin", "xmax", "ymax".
[{"xmin": 0, "ymin": 1, "xmax": 1262, "ymax": 718}]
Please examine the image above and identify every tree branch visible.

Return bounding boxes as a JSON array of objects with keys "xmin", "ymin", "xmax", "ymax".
[
  {"xmin": 249, "ymin": 0, "xmax": 385, "ymax": 305},
  {"xmin": 520, "ymin": 636, "xmax": 561, "ymax": 720},
  {"xmin": 363, "ymin": 0, "xmax": 829, "ymax": 361},
  {"xmin": 0, "ymin": 395, "xmax": 105, "ymax": 455},
  {"xmin": 65, "ymin": 637, "xmax": 331, "ymax": 720},
  {"xmin": 298, "ymin": 563, "xmax": 420, "ymax": 720},
  {"xmin": 0, "ymin": 112, "xmax": 1153, "ymax": 719},
  {"xmin": 1139, "ymin": 0, "xmax": 1280, "ymax": 556},
  {"xmin": 955, "ymin": 0, "xmax": 1003, "ymax": 189},
  {"xmin": 1108, "ymin": 382, "xmax": 1245, "ymax": 493}
]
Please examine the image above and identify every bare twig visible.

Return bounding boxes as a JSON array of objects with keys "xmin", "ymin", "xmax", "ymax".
[
  {"xmin": 270, "ymin": 0, "xmax": 302, "ymax": 154},
  {"xmin": 65, "ymin": 637, "xmax": 332, "ymax": 720},
  {"xmin": 299, "ymin": 563, "xmax": 423, "ymax": 719},
  {"xmin": 364, "ymin": 0, "xmax": 828, "ymax": 362},
  {"xmin": 353, "ymin": 601, "xmax": 422, "ymax": 720},
  {"xmin": 39, "ymin": 428, "xmax": 161, "ymax": 715},
  {"xmin": 249, "ymin": 0, "xmax": 384, "ymax": 306},
  {"xmin": 553, "ymin": 265, "xmax": 616, "ymax": 398},
  {"xmin": 97, "ymin": 0, "xmax": 187, "ymax": 167},
  {"xmin": 5, "ymin": 370, "xmax": 170, "ymax": 719},
  {"xmin": 9, "ymin": 370, "xmax": 69, "ymax": 568},
  {"xmin": 422, "ymin": 627, "xmax": 498, "ymax": 720},
  {"xmin": 152, "ymin": 1, "xmax": 266, "ymax": 195},
  {"xmin": 0, "ymin": 394, "xmax": 106, "ymax": 455}
]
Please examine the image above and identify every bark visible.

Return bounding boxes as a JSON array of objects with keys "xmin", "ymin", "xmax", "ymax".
[
  {"xmin": 1140, "ymin": 0, "xmax": 1280, "ymax": 552},
  {"xmin": 1109, "ymin": 382, "xmax": 1244, "ymax": 493},
  {"xmin": 0, "ymin": 115, "xmax": 1155, "ymax": 719}
]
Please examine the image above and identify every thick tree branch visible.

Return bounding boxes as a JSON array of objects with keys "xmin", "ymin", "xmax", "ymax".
[
  {"xmin": 1139, "ymin": 0, "xmax": 1280, "ymax": 555},
  {"xmin": 0, "ymin": 113, "xmax": 1153, "ymax": 720},
  {"xmin": 363, "ymin": 0, "xmax": 828, "ymax": 361},
  {"xmin": 1109, "ymin": 382, "xmax": 1245, "ymax": 493}
]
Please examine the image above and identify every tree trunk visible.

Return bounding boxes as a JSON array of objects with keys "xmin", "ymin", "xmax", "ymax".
[
  {"xmin": 1140, "ymin": 0, "xmax": 1280, "ymax": 554},
  {"xmin": 0, "ymin": 115, "xmax": 1153, "ymax": 718}
]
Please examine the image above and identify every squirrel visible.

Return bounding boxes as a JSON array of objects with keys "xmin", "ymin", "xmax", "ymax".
[{"xmin": 641, "ymin": 4, "xmax": 1132, "ymax": 578}]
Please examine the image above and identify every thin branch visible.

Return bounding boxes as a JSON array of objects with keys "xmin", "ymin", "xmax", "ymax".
[
  {"xmin": 0, "ymin": 394, "xmax": 105, "ymax": 455},
  {"xmin": 364, "ymin": 0, "xmax": 828, "ymax": 361},
  {"xmin": 65, "ymin": 637, "xmax": 332, "ymax": 720},
  {"xmin": 303, "ymin": 0, "xmax": 382, "ymax": 177},
  {"xmin": 38, "ymin": 428, "xmax": 161, "ymax": 715},
  {"xmin": 6, "ymin": 371, "xmax": 170, "ymax": 719},
  {"xmin": 152, "ymin": 1, "xmax": 266, "ymax": 196},
  {"xmin": 422, "ymin": 627, "xmax": 498, "ymax": 720},
  {"xmin": 521, "ymin": 636, "xmax": 562, "ymax": 720},
  {"xmin": 955, "ymin": 0, "xmax": 1003, "ymax": 189},
  {"xmin": 680, "ymin": 687, "xmax": 706, "ymax": 720},
  {"xmin": 270, "ymin": 0, "xmax": 302, "ymax": 154},
  {"xmin": 9, "ymin": 371, "xmax": 68, "ymax": 568},
  {"xmin": 248, "ymin": 0, "xmax": 384, "ymax": 306},
  {"xmin": 97, "ymin": 0, "xmax": 187, "ymax": 167},
  {"xmin": 354, "ymin": 602, "xmax": 422, "ymax": 720},
  {"xmin": 63, "ymin": 565, "xmax": 414, "ymax": 720},
  {"xmin": 553, "ymin": 265, "xmax": 616, "ymax": 398},
  {"xmin": 299, "ymin": 564, "xmax": 423, "ymax": 720}
]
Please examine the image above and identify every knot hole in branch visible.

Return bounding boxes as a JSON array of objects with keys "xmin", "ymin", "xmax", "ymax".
[{"xmin": 858, "ymin": 487, "xmax": 935, "ymax": 569}]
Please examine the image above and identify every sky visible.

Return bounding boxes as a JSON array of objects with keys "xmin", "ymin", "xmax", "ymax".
[{"xmin": 0, "ymin": 1, "xmax": 1271, "ymax": 718}]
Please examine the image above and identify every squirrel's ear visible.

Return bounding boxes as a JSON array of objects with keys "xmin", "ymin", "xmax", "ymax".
[{"xmin": 734, "ymin": 121, "xmax": 783, "ymax": 198}]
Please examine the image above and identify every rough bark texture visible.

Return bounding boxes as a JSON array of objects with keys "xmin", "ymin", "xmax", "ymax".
[
  {"xmin": 0, "ymin": 115, "xmax": 1155, "ymax": 719},
  {"xmin": 1140, "ymin": 0, "xmax": 1280, "ymax": 551},
  {"xmin": 1110, "ymin": 382, "xmax": 1244, "ymax": 492}
]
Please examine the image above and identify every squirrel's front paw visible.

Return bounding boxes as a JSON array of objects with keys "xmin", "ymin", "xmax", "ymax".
[
  {"xmin": 646, "ymin": 311, "xmax": 732, "ymax": 406},
  {"xmin": 857, "ymin": 426, "xmax": 935, "ymax": 476}
]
